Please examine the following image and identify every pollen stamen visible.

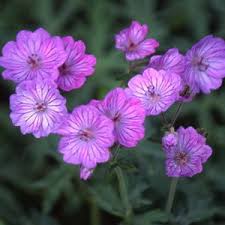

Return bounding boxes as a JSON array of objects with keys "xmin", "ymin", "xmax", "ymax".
[
  {"xmin": 27, "ymin": 54, "xmax": 41, "ymax": 69},
  {"xmin": 79, "ymin": 129, "xmax": 94, "ymax": 142},
  {"xmin": 35, "ymin": 102, "xmax": 47, "ymax": 112},
  {"xmin": 174, "ymin": 151, "xmax": 189, "ymax": 166}
]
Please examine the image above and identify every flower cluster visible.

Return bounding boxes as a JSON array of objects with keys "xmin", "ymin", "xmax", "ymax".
[
  {"xmin": 0, "ymin": 28, "xmax": 97, "ymax": 179},
  {"xmin": 89, "ymin": 88, "xmax": 145, "ymax": 147},
  {"xmin": 0, "ymin": 28, "xmax": 96, "ymax": 90},
  {"xmin": 0, "ymin": 28, "xmax": 97, "ymax": 138},
  {"xmin": 1, "ymin": 20, "xmax": 223, "ymax": 180},
  {"xmin": 57, "ymin": 87, "xmax": 146, "ymax": 180}
]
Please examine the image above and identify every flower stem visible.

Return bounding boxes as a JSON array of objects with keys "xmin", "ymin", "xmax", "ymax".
[
  {"xmin": 171, "ymin": 102, "xmax": 183, "ymax": 127},
  {"xmin": 127, "ymin": 61, "xmax": 132, "ymax": 74},
  {"xmin": 90, "ymin": 199, "xmax": 101, "ymax": 225},
  {"xmin": 115, "ymin": 166, "xmax": 132, "ymax": 224},
  {"xmin": 161, "ymin": 112, "xmax": 169, "ymax": 126},
  {"xmin": 165, "ymin": 177, "xmax": 179, "ymax": 214},
  {"xmin": 113, "ymin": 144, "xmax": 121, "ymax": 162}
]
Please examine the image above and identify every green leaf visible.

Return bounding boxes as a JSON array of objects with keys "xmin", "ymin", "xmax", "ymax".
[
  {"xmin": 133, "ymin": 209, "xmax": 168, "ymax": 225},
  {"xmin": 37, "ymin": 165, "xmax": 74, "ymax": 214},
  {"xmin": 89, "ymin": 184, "xmax": 124, "ymax": 217}
]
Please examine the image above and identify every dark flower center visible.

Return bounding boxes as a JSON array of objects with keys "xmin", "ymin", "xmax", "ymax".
[
  {"xmin": 27, "ymin": 53, "xmax": 41, "ymax": 69},
  {"xmin": 179, "ymin": 85, "xmax": 191, "ymax": 99},
  {"xmin": 174, "ymin": 151, "xmax": 189, "ymax": 166},
  {"xmin": 35, "ymin": 102, "xmax": 47, "ymax": 112},
  {"xmin": 128, "ymin": 42, "xmax": 137, "ymax": 51},
  {"xmin": 147, "ymin": 86, "xmax": 161, "ymax": 102},
  {"xmin": 59, "ymin": 63, "xmax": 70, "ymax": 76},
  {"xmin": 113, "ymin": 112, "xmax": 121, "ymax": 122},
  {"xmin": 192, "ymin": 56, "xmax": 209, "ymax": 72},
  {"xmin": 79, "ymin": 129, "xmax": 94, "ymax": 142}
]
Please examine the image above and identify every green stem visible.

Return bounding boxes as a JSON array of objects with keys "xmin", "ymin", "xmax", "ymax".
[
  {"xmin": 120, "ymin": 62, "xmax": 133, "ymax": 87},
  {"xmin": 171, "ymin": 102, "xmax": 183, "ymax": 127},
  {"xmin": 90, "ymin": 199, "xmax": 101, "ymax": 225},
  {"xmin": 148, "ymin": 137, "xmax": 161, "ymax": 144},
  {"xmin": 115, "ymin": 166, "xmax": 132, "ymax": 224},
  {"xmin": 128, "ymin": 60, "xmax": 148, "ymax": 73},
  {"xmin": 127, "ymin": 61, "xmax": 132, "ymax": 74},
  {"xmin": 161, "ymin": 112, "xmax": 169, "ymax": 126},
  {"xmin": 165, "ymin": 177, "xmax": 179, "ymax": 214},
  {"xmin": 113, "ymin": 144, "xmax": 121, "ymax": 162}
]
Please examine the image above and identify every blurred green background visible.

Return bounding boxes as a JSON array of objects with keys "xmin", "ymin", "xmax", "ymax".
[{"xmin": 0, "ymin": 0, "xmax": 225, "ymax": 224}]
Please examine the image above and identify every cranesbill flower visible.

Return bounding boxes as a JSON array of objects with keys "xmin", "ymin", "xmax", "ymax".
[
  {"xmin": 115, "ymin": 21, "xmax": 159, "ymax": 61},
  {"xmin": 10, "ymin": 78, "xmax": 67, "ymax": 138},
  {"xmin": 149, "ymin": 48, "xmax": 185, "ymax": 76},
  {"xmin": 89, "ymin": 88, "xmax": 145, "ymax": 148},
  {"xmin": 164, "ymin": 127, "xmax": 212, "ymax": 177},
  {"xmin": 184, "ymin": 35, "xmax": 225, "ymax": 94},
  {"xmin": 127, "ymin": 68, "xmax": 182, "ymax": 116},
  {"xmin": 162, "ymin": 130, "xmax": 178, "ymax": 150},
  {"xmin": 57, "ymin": 36, "xmax": 96, "ymax": 92},
  {"xmin": 149, "ymin": 48, "xmax": 193, "ymax": 102},
  {"xmin": 57, "ymin": 105, "xmax": 114, "ymax": 169},
  {"xmin": 0, "ymin": 28, "xmax": 67, "ymax": 83}
]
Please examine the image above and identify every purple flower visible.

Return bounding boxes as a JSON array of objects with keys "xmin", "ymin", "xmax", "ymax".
[
  {"xmin": 149, "ymin": 48, "xmax": 185, "ymax": 76},
  {"xmin": 162, "ymin": 131, "xmax": 178, "ymax": 150},
  {"xmin": 149, "ymin": 48, "xmax": 193, "ymax": 102},
  {"xmin": 127, "ymin": 68, "xmax": 182, "ymax": 116},
  {"xmin": 89, "ymin": 88, "xmax": 145, "ymax": 147},
  {"xmin": 0, "ymin": 28, "xmax": 67, "ymax": 83},
  {"xmin": 164, "ymin": 127, "xmax": 212, "ymax": 177},
  {"xmin": 80, "ymin": 166, "xmax": 94, "ymax": 180},
  {"xmin": 57, "ymin": 36, "xmax": 96, "ymax": 92},
  {"xmin": 57, "ymin": 105, "xmax": 114, "ymax": 169},
  {"xmin": 184, "ymin": 35, "xmax": 225, "ymax": 94},
  {"xmin": 10, "ymin": 78, "xmax": 67, "ymax": 138},
  {"xmin": 115, "ymin": 21, "xmax": 159, "ymax": 61}
]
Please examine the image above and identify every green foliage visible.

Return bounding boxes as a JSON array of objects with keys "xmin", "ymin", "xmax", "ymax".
[
  {"xmin": 0, "ymin": 0, "xmax": 225, "ymax": 224},
  {"xmin": 133, "ymin": 209, "xmax": 168, "ymax": 225},
  {"xmin": 89, "ymin": 183, "xmax": 124, "ymax": 217}
]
